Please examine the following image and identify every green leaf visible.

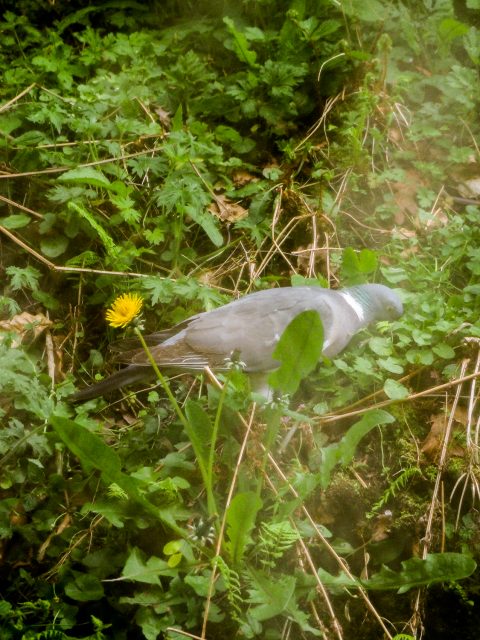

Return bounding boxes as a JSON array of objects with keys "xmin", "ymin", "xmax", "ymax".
[
  {"xmin": 378, "ymin": 357, "xmax": 404, "ymax": 374},
  {"xmin": 320, "ymin": 410, "xmax": 395, "ymax": 489},
  {"xmin": 184, "ymin": 204, "xmax": 223, "ymax": 247},
  {"xmin": 122, "ymin": 547, "xmax": 175, "ymax": 584},
  {"xmin": 365, "ymin": 553, "xmax": 476, "ymax": 593},
  {"xmin": 247, "ymin": 569, "xmax": 296, "ymax": 621},
  {"xmin": 184, "ymin": 400, "xmax": 212, "ymax": 483},
  {"xmin": 341, "ymin": 247, "xmax": 378, "ymax": 284},
  {"xmin": 50, "ymin": 416, "xmax": 182, "ymax": 534},
  {"xmin": 225, "ymin": 492, "xmax": 263, "ymax": 565},
  {"xmin": 223, "ymin": 17, "xmax": 258, "ymax": 67},
  {"xmin": 369, "ymin": 336, "xmax": 393, "ymax": 356},
  {"xmin": 318, "ymin": 553, "xmax": 475, "ymax": 594},
  {"xmin": 340, "ymin": 0, "xmax": 387, "ymax": 22},
  {"xmin": 0, "ymin": 214, "xmax": 31, "ymax": 229},
  {"xmin": 383, "ymin": 378, "xmax": 409, "ymax": 400},
  {"xmin": 40, "ymin": 235, "xmax": 69, "ymax": 258},
  {"xmin": 64, "ymin": 571, "xmax": 104, "ymax": 601},
  {"xmin": 59, "ymin": 166, "xmax": 111, "ymax": 188},
  {"xmin": 268, "ymin": 310, "xmax": 324, "ymax": 395},
  {"xmin": 432, "ymin": 343, "xmax": 455, "ymax": 359}
]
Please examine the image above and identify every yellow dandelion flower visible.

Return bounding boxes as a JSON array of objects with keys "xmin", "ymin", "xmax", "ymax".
[{"xmin": 105, "ymin": 293, "xmax": 143, "ymax": 328}]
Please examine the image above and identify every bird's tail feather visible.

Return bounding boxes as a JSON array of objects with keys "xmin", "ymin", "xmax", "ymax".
[{"xmin": 70, "ymin": 365, "xmax": 151, "ymax": 402}]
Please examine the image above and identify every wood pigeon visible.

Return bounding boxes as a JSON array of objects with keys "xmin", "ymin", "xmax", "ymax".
[{"xmin": 70, "ymin": 283, "xmax": 403, "ymax": 401}]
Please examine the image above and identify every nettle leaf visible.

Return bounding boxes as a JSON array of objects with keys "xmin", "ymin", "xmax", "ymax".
[
  {"xmin": 320, "ymin": 409, "xmax": 395, "ymax": 489},
  {"xmin": 59, "ymin": 166, "xmax": 111, "ymax": 188},
  {"xmin": 378, "ymin": 357, "xmax": 404, "ymax": 374},
  {"xmin": 225, "ymin": 491, "xmax": 263, "ymax": 565},
  {"xmin": 268, "ymin": 310, "xmax": 324, "ymax": 395}
]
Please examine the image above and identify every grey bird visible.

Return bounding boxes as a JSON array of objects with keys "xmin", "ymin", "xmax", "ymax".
[{"xmin": 70, "ymin": 283, "xmax": 403, "ymax": 402}]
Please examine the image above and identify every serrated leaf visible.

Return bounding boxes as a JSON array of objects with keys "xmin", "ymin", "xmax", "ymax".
[
  {"xmin": 365, "ymin": 553, "xmax": 476, "ymax": 593},
  {"xmin": 268, "ymin": 310, "xmax": 324, "ymax": 395},
  {"xmin": 383, "ymin": 378, "xmax": 409, "ymax": 400},
  {"xmin": 225, "ymin": 492, "xmax": 263, "ymax": 565}
]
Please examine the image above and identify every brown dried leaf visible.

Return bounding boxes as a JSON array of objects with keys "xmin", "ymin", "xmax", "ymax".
[
  {"xmin": 208, "ymin": 195, "xmax": 248, "ymax": 222},
  {"xmin": 391, "ymin": 170, "xmax": 426, "ymax": 225},
  {"xmin": 232, "ymin": 170, "xmax": 257, "ymax": 186},
  {"xmin": 421, "ymin": 412, "xmax": 465, "ymax": 461},
  {"xmin": 0, "ymin": 312, "xmax": 52, "ymax": 347}
]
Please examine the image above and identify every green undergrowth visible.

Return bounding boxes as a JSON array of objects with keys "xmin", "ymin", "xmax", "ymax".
[{"xmin": 1, "ymin": 1, "xmax": 480, "ymax": 638}]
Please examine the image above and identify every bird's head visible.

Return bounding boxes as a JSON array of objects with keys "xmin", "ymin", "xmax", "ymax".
[{"xmin": 347, "ymin": 284, "xmax": 404, "ymax": 322}]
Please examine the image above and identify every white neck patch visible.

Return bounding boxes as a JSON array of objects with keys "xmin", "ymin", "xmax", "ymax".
[{"xmin": 339, "ymin": 291, "xmax": 365, "ymax": 322}]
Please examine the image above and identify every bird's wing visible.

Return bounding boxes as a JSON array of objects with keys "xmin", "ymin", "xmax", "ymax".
[
  {"xmin": 183, "ymin": 287, "xmax": 340, "ymax": 371},
  {"xmin": 118, "ymin": 287, "xmax": 363, "ymax": 371}
]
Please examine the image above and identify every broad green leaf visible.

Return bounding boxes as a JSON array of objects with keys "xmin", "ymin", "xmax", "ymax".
[
  {"xmin": 438, "ymin": 18, "xmax": 469, "ymax": 42},
  {"xmin": 40, "ymin": 235, "xmax": 69, "ymax": 258},
  {"xmin": 64, "ymin": 571, "xmax": 104, "ymax": 601},
  {"xmin": 378, "ymin": 357, "xmax": 404, "ymax": 374},
  {"xmin": 122, "ymin": 547, "xmax": 175, "ymax": 584},
  {"xmin": 383, "ymin": 378, "xmax": 409, "ymax": 400},
  {"xmin": 341, "ymin": 247, "xmax": 378, "ymax": 283},
  {"xmin": 340, "ymin": 0, "xmax": 386, "ymax": 22},
  {"xmin": 185, "ymin": 574, "xmax": 211, "ymax": 597},
  {"xmin": 247, "ymin": 569, "xmax": 296, "ymax": 621},
  {"xmin": 369, "ymin": 336, "xmax": 393, "ymax": 356},
  {"xmin": 225, "ymin": 492, "xmax": 263, "ymax": 565},
  {"xmin": 0, "ymin": 214, "xmax": 31, "ymax": 229},
  {"xmin": 432, "ymin": 343, "xmax": 455, "ymax": 359},
  {"xmin": 59, "ymin": 166, "xmax": 111, "ymax": 188},
  {"xmin": 50, "ymin": 416, "xmax": 182, "ymax": 534},
  {"xmin": 320, "ymin": 409, "xmax": 395, "ymax": 489},
  {"xmin": 268, "ymin": 310, "xmax": 324, "ymax": 395}
]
